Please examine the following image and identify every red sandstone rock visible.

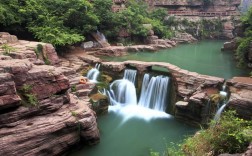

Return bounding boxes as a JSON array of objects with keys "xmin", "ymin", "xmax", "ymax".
[
  {"xmin": 227, "ymin": 77, "xmax": 252, "ymax": 120},
  {"xmin": 0, "ymin": 73, "xmax": 21, "ymax": 110},
  {"xmin": 42, "ymin": 44, "xmax": 60, "ymax": 65}
]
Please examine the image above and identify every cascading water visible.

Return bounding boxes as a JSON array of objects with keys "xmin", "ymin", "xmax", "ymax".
[
  {"xmin": 214, "ymin": 85, "xmax": 228, "ymax": 122},
  {"xmin": 107, "ymin": 69, "xmax": 137, "ymax": 106},
  {"xmin": 138, "ymin": 74, "xmax": 170, "ymax": 112},
  {"xmin": 214, "ymin": 102, "xmax": 228, "ymax": 122},
  {"xmin": 107, "ymin": 79, "xmax": 137, "ymax": 106},
  {"xmin": 87, "ymin": 63, "xmax": 100, "ymax": 82},
  {"xmin": 123, "ymin": 69, "xmax": 137, "ymax": 83},
  {"xmin": 108, "ymin": 70, "xmax": 169, "ymax": 112}
]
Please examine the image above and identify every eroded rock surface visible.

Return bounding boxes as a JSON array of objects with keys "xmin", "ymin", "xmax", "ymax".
[
  {"xmin": 227, "ymin": 77, "xmax": 252, "ymax": 120},
  {"xmin": 0, "ymin": 33, "xmax": 100, "ymax": 156}
]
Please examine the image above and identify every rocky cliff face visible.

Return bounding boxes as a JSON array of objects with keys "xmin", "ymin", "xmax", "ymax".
[
  {"xmin": 0, "ymin": 33, "xmax": 100, "ymax": 156},
  {"xmin": 227, "ymin": 77, "xmax": 252, "ymax": 120}
]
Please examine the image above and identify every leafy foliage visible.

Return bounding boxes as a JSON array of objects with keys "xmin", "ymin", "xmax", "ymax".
[
  {"xmin": 0, "ymin": 0, "xmax": 170, "ymax": 46},
  {"xmin": 236, "ymin": 7, "xmax": 252, "ymax": 68},
  {"xmin": 20, "ymin": 84, "xmax": 38, "ymax": 107},
  {"xmin": 182, "ymin": 110, "xmax": 252, "ymax": 156},
  {"xmin": 1, "ymin": 44, "xmax": 16, "ymax": 55},
  {"xmin": 0, "ymin": 0, "xmax": 22, "ymax": 26}
]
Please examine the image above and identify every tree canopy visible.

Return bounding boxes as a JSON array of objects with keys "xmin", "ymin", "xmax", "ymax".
[{"xmin": 0, "ymin": 0, "xmax": 170, "ymax": 47}]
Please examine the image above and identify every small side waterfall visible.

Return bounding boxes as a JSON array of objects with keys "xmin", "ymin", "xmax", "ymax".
[
  {"xmin": 87, "ymin": 63, "xmax": 100, "ymax": 82},
  {"xmin": 138, "ymin": 74, "xmax": 170, "ymax": 112},
  {"xmin": 214, "ymin": 85, "xmax": 229, "ymax": 122},
  {"xmin": 214, "ymin": 102, "xmax": 228, "ymax": 122}
]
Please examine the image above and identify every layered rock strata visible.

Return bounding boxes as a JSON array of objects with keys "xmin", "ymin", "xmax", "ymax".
[
  {"xmin": 0, "ymin": 33, "xmax": 100, "ymax": 155},
  {"xmin": 227, "ymin": 77, "xmax": 252, "ymax": 120}
]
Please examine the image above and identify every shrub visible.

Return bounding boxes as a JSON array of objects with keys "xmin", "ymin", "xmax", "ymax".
[
  {"xmin": 182, "ymin": 110, "xmax": 252, "ymax": 155},
  {"xmin": 1, "ymin": 44, "xmax": 16, "ymax": 55},
  {"xmin": 236, "ymin": 37, "xmax": 252, "ymax": 67},
  {"xmin": 20, "ymin": 84, "xmax": 38, "ymax": 107}
]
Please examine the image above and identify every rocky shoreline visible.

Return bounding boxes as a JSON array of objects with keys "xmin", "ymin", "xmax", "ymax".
[{"xmin": 0, "ymin": 32, "xmax": 251, "ymax": 155}]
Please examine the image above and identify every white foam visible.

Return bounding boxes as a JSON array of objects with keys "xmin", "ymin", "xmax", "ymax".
[{"xmin": 109, "ymin": 105, "xmax": 171, "ymax": 123}]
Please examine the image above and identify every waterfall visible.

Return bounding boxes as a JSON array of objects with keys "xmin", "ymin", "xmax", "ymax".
[
  {"xmin": 107, "ymin": 70, "xmax": 171, "ymax": 121},
  {"xmin": 107, "ymin": 69, "xmax": 169, "ymax": 113},
  {"xmin": 87, "ymin": 63, "xmax": 100, "ymax": 82},
  {"xmin": 214, "ymin": 85, "xmax": 229, "ymax": 122},
  {"xmin": 138, "ymin": 74, "xmax": 170, "ymax": 112},
  {"xmin": 107, "ymin": 69, "xmax": 137, "ymax": 106},
  {"xmin": 123, "ymin": 69, "xmax": 137, "ymax": 83},
  {"xmin": 96, "ymin": 30, "xmax": 106, "ymax": 42},
  {"xmin": 214, "ymin": 102, "xmax": 228, "ymax": 122}
]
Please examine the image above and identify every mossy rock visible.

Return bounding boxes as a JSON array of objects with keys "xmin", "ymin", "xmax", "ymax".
[
  {"xmin": 89, "ymin": 93, "xmax": 107, "ymax": 102},
  {"xmin": 80, "ymin": 66, "xmax": 92, "ymax": 76},
  {"xmin": 100, "ymin": 74, "xmax": 113, "ymax": 83},
  {"xmin": 209, "ymin": 94, "xmax": 221, "ymax": 105}
]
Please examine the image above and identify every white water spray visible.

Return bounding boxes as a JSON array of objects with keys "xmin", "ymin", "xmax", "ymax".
[
  {"xmin": 214, "ymin": 85, "xmax": 229, "ymax": 122},
  {"xmin": 138, "ymin": 74, "xmax": 170, "ymax": 112},
  {"xmin": 87, "ymin": 63, "xmax": 100, "ymax": 82}
]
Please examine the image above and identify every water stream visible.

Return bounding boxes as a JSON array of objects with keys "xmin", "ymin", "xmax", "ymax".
[{"xmin": 87, "ymin": 63, "xmax": 100, "ymax": 82}]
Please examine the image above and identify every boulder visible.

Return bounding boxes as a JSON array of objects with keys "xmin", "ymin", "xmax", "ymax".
[
  {"xmin": 0, "ymin": 32, "xmax": 18, "ymax": 44},
  {"xmin": 42, "ymin": 44, "xmax": 60, "ymax": 65},
  {"xmin": 222, "ymin": 41, "xmax": 237, "ymax": 51},
  {"xmin": 0, "ymin": 73, "xmax": 21, "ymax": 110}
]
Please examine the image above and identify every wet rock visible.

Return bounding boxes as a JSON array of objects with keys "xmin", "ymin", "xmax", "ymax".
[
  {"xmin": 222, "ymin": 39, "xmax": 238, "ymax": 51},
  {"xmin": 175, "ymin": 101, "xmax": 189, "ymax": 108}
]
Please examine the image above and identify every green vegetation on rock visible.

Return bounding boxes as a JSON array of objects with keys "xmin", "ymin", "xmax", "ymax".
[
  {"xmin": 182, "ymin": 110, "xmax": 252, "ymax": 156},
  {"xmin": 150, "ymin": 110, "xmax": 252, "ymax": 156},
  {"xmin": 19, "ymin": 84, "xmax": 38, "ymax": 107},
  {"xmin": 0, "ymin": 0, "xmax": 170, "ymax": 46},
  {"xmin": 236, "ymin": 7, "xmax": 252, "ymax": 68}
]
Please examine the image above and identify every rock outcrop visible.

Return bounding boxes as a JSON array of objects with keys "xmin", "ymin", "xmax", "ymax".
[
  {"xmin": 226, "ymin": 77, "xmax": 252, "ymax": 120},
  {"xmin": 0, "ymin": 32, "xmax": 59, "ymax": 65},
  {"xmin": 0, "ymin": 33, "xmax": 100, "ymax": 155}
]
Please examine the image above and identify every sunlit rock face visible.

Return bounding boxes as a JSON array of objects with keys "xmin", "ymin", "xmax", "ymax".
[{"xmin": 0, "ymin": 33, "xmax": 100, "ymax": 155}]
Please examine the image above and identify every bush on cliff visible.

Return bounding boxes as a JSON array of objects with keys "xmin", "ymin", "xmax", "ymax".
[
  {"xmin": 236, "ymin": 7, "xmax": 252, "ymax": 67},
  {"xmin": 150, "ymin": 110, "xmax": 252, "ymax": 156},
  {"xmin": 182, "ymin": 110, "xmax": 252, "ymax": 156},
  {"xmin": 0, "ymin": 0, "xmax": 170, "ymax": 46}
]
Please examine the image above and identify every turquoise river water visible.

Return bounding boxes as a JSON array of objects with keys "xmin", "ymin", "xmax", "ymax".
[
  {"xmin": 68, "ymin": 40, "xmax": 247, "ymax": 156},
  {"xmin": 69, "ymin": 105, "xmax": 197, "ymax": 156},
  {"xmin": 101, "ymin": 40, "xmax": 248, "ymax": 79}
]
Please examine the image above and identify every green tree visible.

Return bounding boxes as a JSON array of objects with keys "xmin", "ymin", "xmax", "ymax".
[
  {"xmin": 236, "ymin": 7, "xmax": 252, "ymax": 67},
  {"xmin": 19, "ymin": 0, "xmax": 99, "ymax": 46},
  {"xmin": 0, "ymin": 0, "xmax": 22, "ymax": 26}
]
